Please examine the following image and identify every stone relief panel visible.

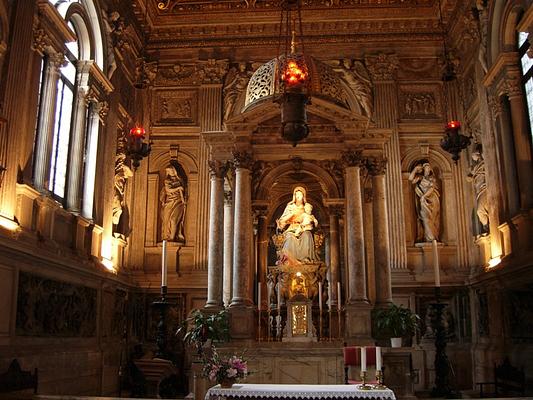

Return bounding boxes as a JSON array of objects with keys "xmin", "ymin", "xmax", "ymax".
[
  {"xmin": 462, "ymin": 68, "xmax": 477, "ymax": 111},
  {"xmin": 399, "ymin": 84, "xmax": 442, "ymax": 120},
  {"xmin": 16, "ymin": 272, "xmax": 97, "ymax": 337},
  {"xmin": 152, "ymin": 90, "xmax": 198, "ymax": 125},
  {"xmin": 397, "ymin": 57, "xmax": 441, "ymax": 80}
]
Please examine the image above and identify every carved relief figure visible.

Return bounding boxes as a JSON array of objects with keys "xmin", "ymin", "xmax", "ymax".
[
  {"xmin": 112, "ymin": 152, "xmax": 133, "ymax": 228},
  {"xmin": 467, "ymin": 143, "xmax": 489, "ymax": 232},
  {"xmin": 276, "ymin": 186, "xmax": 319, "ymax": 264},
  {"xmin": 409, "ymin": 162, "xmax": 440, "ymax": 241},
  {"xmin": 340, "ymin": 59, "xmax": 373, "ymax": 118},
  {"xmin": 160, "ymin": 166, "xmax": 186, "ymax": 242},
  {"xmin": 223, "ymin": 62, "xmax": 251, "ymax": 123}
]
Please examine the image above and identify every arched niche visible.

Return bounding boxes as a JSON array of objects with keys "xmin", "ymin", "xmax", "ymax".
[
  {"xmin": 401, "ymin": 148, "xmax": 454, "ymax": 245},
  {"xmin": 145, "ymin": 149, "xmax": 199, "ymax": 247}
]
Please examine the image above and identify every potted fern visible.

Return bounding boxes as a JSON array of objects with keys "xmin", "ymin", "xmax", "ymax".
[{"xmin": 373, "ymin": 304, "xmax": 420, "ymax": 347}]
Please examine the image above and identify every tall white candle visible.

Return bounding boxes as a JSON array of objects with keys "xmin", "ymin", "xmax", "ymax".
[
  {"xmin": 376, "ymin": 346, "xmax": 382, "ymax": 371},
  {"xmin": 337, "ymin": 282, "xmax": 342, "ymax": 311},
  {"xmin": 361, "ymin": 347, "xmax": 367, "ymax": 372},
  {"xmin": 432, "ymin": 239, "xmax": 440, "ymax": 287},
  {"xmin": 327, "ymin": 283, "xmax": 332, "ymax": 311},
  {"xmin": 161, "ymin": 240, "xmax": 168, "ymax": 287},
  {"xmin": 318, "ymin": 282, "xmax": 323, "ymax": 312},
  {"xmin": 258, "ymin": 283, "xmax": 262, "ymax": 310}
]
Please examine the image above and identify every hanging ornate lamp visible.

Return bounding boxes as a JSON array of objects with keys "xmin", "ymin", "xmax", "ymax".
[
  {"xmin": 437, "ymin": 0, "xmax": 470, "ymax": 163},
  {"xmin": 126, "ymin": 124, "xmax": 151, "ymax": 170},
  {"xmin": 275, "ymin": 0, "xmax": 310, "ymax": 146}
]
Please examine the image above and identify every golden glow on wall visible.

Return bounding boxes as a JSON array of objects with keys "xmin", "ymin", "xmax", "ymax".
[
  {"xmin": 101, "ymin": 257, "xmax": 116, "ymax": 273},
  {"xmin": 487, "ymin": 256, "xmax": 502, "ymax": 269},
  {"xmin": 0, "ymin": 214, "xmax": 20, "ymax": 231}
]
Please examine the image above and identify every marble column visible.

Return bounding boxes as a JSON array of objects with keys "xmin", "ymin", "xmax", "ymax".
[
  {"xmin": 368, "ymin": 156, "xmax": 393, "ymax": 307},
  {"xmin": 504, "ymin": 73, "xmax": 533, "ymax": 210},
  {"xmin": 342, "ymin": 150, "xmax": 372, "ymax": 342},
  {"xmin": 205, "ymin": 160, "xmax": 227, "ymax": 309},
  {"xmin": 342, "ymin": 150, "xmax": 367, "ymax": 304},
  {"xmin": 229, "ymin": 150, "xmax": 255, "ymax": 339},
  {"xmin": 223, "ymin": 190, "xmax": 234, "ymax": 307},
  {"xmin": 230, "ymin": 150, "xmax": 254, "ymax": 308},
  {"xmin": 328, "ymin": 207, "xmax": 341, "ymax": 307},
  {"xmin": 65, "ymin": 85, "xmax": 89, "ymax": 212},
  {"xmin": 33, "ymin": 52, "xmax": 65, "ymax": 193}
]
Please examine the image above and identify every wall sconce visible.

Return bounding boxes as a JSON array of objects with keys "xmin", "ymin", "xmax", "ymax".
[
  {"xmin": 126, "ymin": 125, "xmax": 151, "ymax": 170},
  {"xmin": 440, "ymin": 120, "xmax": 471, "ymax": 163}
]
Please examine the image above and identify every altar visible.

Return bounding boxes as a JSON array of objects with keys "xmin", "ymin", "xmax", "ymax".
[{"xmin": 205, "ymin": 384, "xmax": 396, "ymax": 400}]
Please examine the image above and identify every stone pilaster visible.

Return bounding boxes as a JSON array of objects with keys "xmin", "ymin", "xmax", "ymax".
[
  {"xmin": 205, "ymin": 160, "xmax": 228, "ymax": 309},
  {"xmin": 223, "ymin": 190, "xmax": 234, "ymax": 307},
  {"xmin": 255, "ymin": 207, "xmax": 268, "ymax": 308},
  {"xmin": 503, "ymin": 73, "xmax": 533, "ymax": 210},
  {"xmin": 368, "ymin": 156, "xmax": 393, "ymax": 307},
  {"xmin": 229, "ymin": 150, "xmax": 254, "ymax": 339}
]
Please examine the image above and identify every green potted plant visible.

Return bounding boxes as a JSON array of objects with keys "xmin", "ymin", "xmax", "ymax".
[
  {"xmin": 177, "ymin": 309, "xmax": 230, "ymax": 355},
  {"xmin": 372, "ymin": 304, "xmax": 420, "ymax": 347}
]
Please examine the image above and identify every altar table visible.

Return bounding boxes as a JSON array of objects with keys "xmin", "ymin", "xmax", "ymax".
[{"xmin": 205, "ymin": 384, "xmax": 396, "ymax": 400}]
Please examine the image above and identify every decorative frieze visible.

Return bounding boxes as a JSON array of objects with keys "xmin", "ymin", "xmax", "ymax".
[
  {"xmin": 365, "ymin": 53, "xmax": 399, "ymax": 81},
  {"xmin": 157, "ymin": 59, "xmax": 229, "ymax": 86}
]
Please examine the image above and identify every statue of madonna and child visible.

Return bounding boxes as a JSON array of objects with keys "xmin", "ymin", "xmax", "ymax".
[{"xmin": 276, "ymin": 186, "xmax": 320, "ymax": 265}]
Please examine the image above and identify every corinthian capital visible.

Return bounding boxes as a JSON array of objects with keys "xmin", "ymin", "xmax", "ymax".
[
  {"xmin": 232, "ymin": 150, "xmax": 254, "ymax": 170},
  {"xmin": 365, "ymin": 53, "xmax": 399, "ymax": 81},
  {"xmin": 366, "ymin": 156, "xmax": 388, "ymax": 176},
  {"xmin": 208, "ymin": 160, "xmax": 229, "ymax": 178},
  {"xmin": 503, "ymin": 74, "xmax": 523, "ymax": 99},
  {"xmin": 341, "ymin": 149, "xmax": 365, "ymax": 168},
  {"xmin": 487, "ymin": 94, "xmax": 503, "ymax": 119},
  {"xmin": 32, "ymin": 24, "xmax": 51, "ymax": 55},
  {"xmin": 199, "ymin": 59, "xmax": 229, "ymax": 84}
]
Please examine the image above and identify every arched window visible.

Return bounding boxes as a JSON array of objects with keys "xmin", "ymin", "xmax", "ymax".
[
  {"xmin": 518, "ymin": 31, "xmax": 533, "ymax": 139},
  {"xmin": 34, "ymin": 0, "xmax": 106, "ymax": 218}
]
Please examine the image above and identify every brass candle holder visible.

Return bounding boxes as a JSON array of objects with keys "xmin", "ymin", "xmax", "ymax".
[
  {"xmin": 359, "ymin": 371, "xmax": 371, "ymax": 390},
  {"xmin": 373, "ymin": 370, "xmax": 387, "ymax": 390}
]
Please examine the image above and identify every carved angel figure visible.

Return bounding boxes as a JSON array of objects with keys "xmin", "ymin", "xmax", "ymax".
[
  {"xmin": 112, "ymin": 153, "xmax": 133, "ymax": 227},
  {"xmin": 340, "ymin": 59, "xmax": 374, "ymax": 119},
  {"xmin": 467, "ymin": 143, "xmax": 489, "ymax": 232},
  {"xmin": 223, "ymin": 63, "xmax": 251, "ymax": 123}
]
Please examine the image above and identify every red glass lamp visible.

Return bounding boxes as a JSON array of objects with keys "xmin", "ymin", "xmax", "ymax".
[
  {"xmin": 440, "ymin": 120, "xmax": 471, "ymax": 163},
  {"xmin": 126, "ymin": 124, "xmax": 151, "ymax": 170}
]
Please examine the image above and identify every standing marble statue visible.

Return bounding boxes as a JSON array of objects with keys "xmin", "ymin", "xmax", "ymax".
[
  {"xmin": 160, "ymin": 166, "xmax": 186, "ymax": 242},
  {"xmin": 112, "ymin": 152, "xmax": 133, "ymax": 227},
  {"xmin": 467, "ymin": 144, "xmax": 489, "ymax": 232},
  {"xmin": 409, "ymin": 162, "xmax": 441, "ymax": 241},
  {"xmin": 276, "ymin": 186, "xmax": 319, "ymax": 264}
]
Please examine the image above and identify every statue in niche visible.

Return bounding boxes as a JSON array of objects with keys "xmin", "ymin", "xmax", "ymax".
[
  {"xmin": 160, "ymin": 166, "xmax": 186, "ymax": 242},
  {"xmin": 409, "ymin": 162, "xmax": 441, "ymax": 242},
  {"xmin": 223, "ymin": 62, "xmax": 252, "ymax": 123},
  {"xmin": 276, "ymin": 186, "xmax": 320, "ymax": 265},
  {"xmin": 112, "ymin": 152, "xmax": 133, "ymax": 230},
  {"xmin": 467, "ymin": 143, "xmax": 489, "ymax": 233}
]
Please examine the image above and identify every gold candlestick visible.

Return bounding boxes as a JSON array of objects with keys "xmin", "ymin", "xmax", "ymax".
[
  {"xmin": 373, "ymin": 370, "xmax": 387, "ymax": 390},
  {"xmin": 359, "ymin": 371, "xmax": 371, "ymax": 390}
]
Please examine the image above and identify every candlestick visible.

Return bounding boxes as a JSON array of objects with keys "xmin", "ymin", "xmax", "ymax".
[
  {"xmin": 161, "ymin": 240, "xmax": 168, "ymax": 287},
  {"xmin": 337, "ymin": 282, "xmax": 342, "ymax": 311},
  {"xmin": 432, "ymin": 239, "xmax": 440, "ymax": 287},
  {"xmin": 318, "ymin": 282, "xmax": 323, "ymax": 312},
  {"xmin": 376, "ymin": 346, "xmax": 382, "ymax": 371},
  {"xmin": 361, "ymin": 346, "xmax": 367, "ymax": 372}
]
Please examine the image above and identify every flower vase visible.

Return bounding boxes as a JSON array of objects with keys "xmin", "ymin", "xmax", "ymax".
[{"xmin": 219, "ymin": 378, "xmax": 236, "ymax": 388}]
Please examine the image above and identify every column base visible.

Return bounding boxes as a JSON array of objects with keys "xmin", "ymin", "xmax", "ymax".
[
  {"xmin": 228, "ymin": 305, "xmax": 255, "ymax": 339},
  {"xmin": 344, "ymin": 302, "xmax": 373, "ymax": 343},
  {"xmin": 203, "ymin": 303, "xmax": 225, "ymax": 312}
]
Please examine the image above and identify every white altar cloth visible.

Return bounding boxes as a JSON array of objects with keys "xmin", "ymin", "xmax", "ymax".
[{"xmin": 205, "ymin": 384, "xmax": 396, "ymax": 400}]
